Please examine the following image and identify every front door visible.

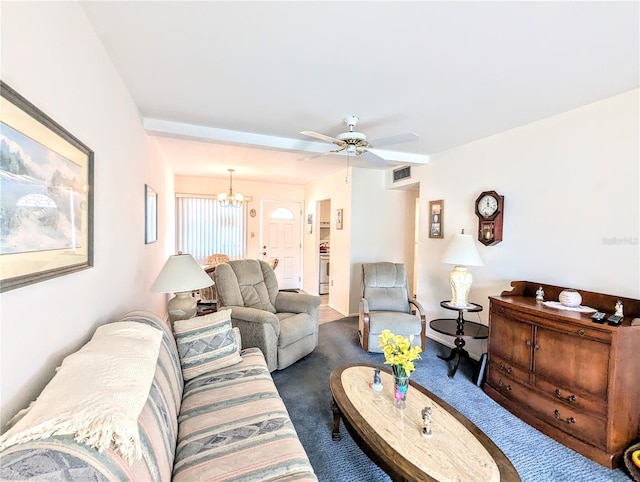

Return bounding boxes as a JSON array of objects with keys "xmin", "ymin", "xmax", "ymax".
[{"xmin": 260, "ymin": 200, "xmax": 302, "ymax": 290}]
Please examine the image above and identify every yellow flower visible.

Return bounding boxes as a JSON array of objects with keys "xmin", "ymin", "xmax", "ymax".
[
  {"xmin": 378, "ymin": 329, "xmax": 422, "ymax": 377},
  {"xmin": 379, "ymin": 330, "xmax": 394, "ymax": 348}
]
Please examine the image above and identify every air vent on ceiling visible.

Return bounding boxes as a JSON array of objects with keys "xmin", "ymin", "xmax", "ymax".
[{"xmin": 393, "ymin": 166, "xmax": 411, "ymax": 183}]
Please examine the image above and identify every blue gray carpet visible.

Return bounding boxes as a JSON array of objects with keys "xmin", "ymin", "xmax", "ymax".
[{"xmin": 271, "ymin": 316, "xmax": 633, "ymax": 482}]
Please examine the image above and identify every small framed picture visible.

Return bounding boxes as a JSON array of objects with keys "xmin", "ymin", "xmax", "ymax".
[
  {"xmin": 428, "ymin": 200, "xmax": 444, "ymax": 239},
  {"xmin": 307, "ymin": 213, "xmax": 313, "ymax": 234},
  {"xmin": 336, "ymin": 208, "xmax": 343, "ymax": 230},
  {"xmin": 145, "ymin": 184, "xmax": 158, "ymax": 244}
]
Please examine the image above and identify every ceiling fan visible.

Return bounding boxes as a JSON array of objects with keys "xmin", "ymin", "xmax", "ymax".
[{"xmin": 299, "ymin": 116, "xmax": 419, "ymax": 167}]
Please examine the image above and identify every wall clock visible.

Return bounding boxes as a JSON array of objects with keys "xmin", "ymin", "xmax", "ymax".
[{"xmin": 475, "ymin": 191, "xmax": 504, "ymax": 246}]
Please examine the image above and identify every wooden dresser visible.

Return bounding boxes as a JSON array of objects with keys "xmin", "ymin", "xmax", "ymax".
[{"xmin": 485, "ymin": 281, "xmax": 640, "ymax": 468}]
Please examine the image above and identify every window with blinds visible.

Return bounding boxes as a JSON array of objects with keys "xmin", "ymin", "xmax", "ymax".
[{"xmin": 176, "ymin": 195, "xmax": 247, "ymax": 263}]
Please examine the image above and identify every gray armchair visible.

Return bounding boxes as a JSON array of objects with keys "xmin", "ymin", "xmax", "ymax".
[
  {"xmin": 214, "ymin": 259, "xmax": 321, "ymax": 371},
  {"xmin": 358, "ymin": 262, "xmax": 426, "ymax": 352}
]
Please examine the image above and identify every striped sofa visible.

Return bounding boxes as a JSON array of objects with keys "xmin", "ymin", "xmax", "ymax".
[{"xmin": 0, "ymin": 311, "xmax": 317, "ymax": 481}]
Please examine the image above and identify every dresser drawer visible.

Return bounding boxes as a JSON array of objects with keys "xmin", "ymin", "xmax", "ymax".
[
  {"xmin": 489, "ymin": 353, "xmax": 529, "ymax": 385},
  {"xmin": 488, "ymin": 365, "xmax": 607, "ymax": 448},
  {"xmin": 487, "ymin": 365, "xmax": 527, "ymax": 403},
  {"xmin": 534, "ymin": 375, "xmax": 607, "ymax": 418},
  {"xmin": 528, "ymin": 391, "xmax": 607, "ymax": 449}
]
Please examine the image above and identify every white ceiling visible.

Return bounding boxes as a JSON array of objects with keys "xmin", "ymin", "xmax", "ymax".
[{"xmin": 80, "ymin": 1, "xmax": 639, "ymax": 186}]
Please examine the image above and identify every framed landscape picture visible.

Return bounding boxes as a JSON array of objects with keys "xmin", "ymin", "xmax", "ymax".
[
  {"xmin": 0, "ymin": 81, "xmax": 94, "ymax": 292},
  {"xmin": 428, "ymin": 200, "xmax": 444, "ymax": 239}
]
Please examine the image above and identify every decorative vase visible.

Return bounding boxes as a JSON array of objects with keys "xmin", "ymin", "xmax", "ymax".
[
  {"xmin": 393, "ymin": 375, "xmax": 410, "ymax": 409},
  {"xmin": 559, "ymin": 289, "xmax": 582, "ymax": 307}
]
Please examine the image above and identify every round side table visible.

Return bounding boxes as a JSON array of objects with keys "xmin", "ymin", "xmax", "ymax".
[{"xmin": 430, "ymin": 301, "xmax": 487, "ymax": 378}]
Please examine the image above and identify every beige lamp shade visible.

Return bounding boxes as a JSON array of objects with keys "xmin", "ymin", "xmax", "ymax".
[
  {"xmin": 442, "ymin": 232, "xmax": 484, "ymax": 308},
  {"xmin": 151, "ymin": 253, "xmax": 214, "ymax": 322},
  {"xmin": 441, "ymin": 233, "xmax": 484, "ymax": 267}
]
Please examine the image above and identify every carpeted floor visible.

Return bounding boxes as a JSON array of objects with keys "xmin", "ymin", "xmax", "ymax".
[{"xmin": 271, "ymin": 317, "xmax": 633, "ymax": 482}]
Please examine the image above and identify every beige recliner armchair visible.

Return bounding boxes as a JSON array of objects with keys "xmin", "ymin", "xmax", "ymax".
[
  {"xmin": 214, "ymin": 259, "xmax": 321, "ymax": 371},
  {"xmin": 359, "ymin": 262, "xmax": 426, "ymax": 352}
]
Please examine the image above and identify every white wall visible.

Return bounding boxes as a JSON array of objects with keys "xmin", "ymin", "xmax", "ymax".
[
  {"xmin": 350, "ymin": 169, "xmax": 418, "ymax": 314},
  {"xmin": 416, "ymin": 89, "xmax": 640, "ymax": 360},
  {"xmin": 303, "ymin": 168, "xmax": 352, "ymax": 313},
  {"xmin": 303, "ymin": 168, "xmax": 418, "ymax": 316},
  {"xmin": 0, "ymin": 2, "xmax": 175, "ymax": 428}
]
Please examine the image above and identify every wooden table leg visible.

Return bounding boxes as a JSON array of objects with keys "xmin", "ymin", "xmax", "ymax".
[
  {"xmin": 330, "ymin": 398, "xmax": 342, "ymax": 441},
  {"xmin": 438, "ymin": 335, "xmax": 471, "ymax": 378}
]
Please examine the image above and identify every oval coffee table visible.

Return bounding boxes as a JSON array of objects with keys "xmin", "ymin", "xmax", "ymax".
[{"xmin": 330, "ymin": 364, "xmax": 520, "ymax": 482}]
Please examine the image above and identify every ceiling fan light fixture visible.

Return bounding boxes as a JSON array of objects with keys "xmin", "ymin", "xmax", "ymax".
[
  {"xmin": 299, "ymin": 115, "xmax": 419, "ymax": 168},
  {"xmin": 218, "ymin": 168, "xmax": 244, "ymax": 207},
  {"xmin": 337, "ymin": 131, "xmax": 367, "ymax": 142}
]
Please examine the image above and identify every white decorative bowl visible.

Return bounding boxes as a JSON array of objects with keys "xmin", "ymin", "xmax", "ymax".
[{"xmin": 559, "ymin": 289, "xmax": 582, "ymax": 307}]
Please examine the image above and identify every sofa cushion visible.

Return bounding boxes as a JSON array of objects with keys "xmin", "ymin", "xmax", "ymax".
[
  {"xmin": 173, "ymin": 310, "xmax": 242, "ymax": 381},
  {"xmin": 173, "ymin": 348, "xmax": 317, "ymax": 481}
]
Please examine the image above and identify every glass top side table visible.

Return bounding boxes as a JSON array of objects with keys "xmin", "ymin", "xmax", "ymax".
[{"xmin": 430, "ymin": 300, "xmax": 487, "ymax": 378}]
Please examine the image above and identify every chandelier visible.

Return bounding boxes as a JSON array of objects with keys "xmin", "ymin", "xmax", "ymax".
[{"xmin": 218, "ymin": 168, "xmax": 244, "ymax": 207}]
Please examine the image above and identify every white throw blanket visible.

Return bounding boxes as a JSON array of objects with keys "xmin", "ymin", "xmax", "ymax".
[{"xmin": 0, "ymin": 321, "xmax": 163, "ymax": 463}]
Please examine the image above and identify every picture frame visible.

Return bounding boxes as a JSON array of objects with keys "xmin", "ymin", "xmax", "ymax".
[
  {"xmin": 428, "ymin": 200, "xmax": 444, "ymax": 239},
  {"xmin": 336, "ymin": 208, "xmax": 343, "ymax": 230},
  {"xmin": 307, "ymin": 213, "xmax": 313, "ymax": 234},
  {"xmin": 145, "ymin": 184, "xmax": 158, "ymax": 244},
  {"xmin": 0, "ymin": 81, "xmax": 94, "ymax": 293},
  {"xmin": 199, "ymin": 266, "xmax": 216, "ymax": 303}
]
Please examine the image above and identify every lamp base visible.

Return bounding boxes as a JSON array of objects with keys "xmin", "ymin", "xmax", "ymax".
[
  {"xmin": 449, "ymin": 265, "xmax": 473, "ymax": 308},
  {"xmin": 168, "ymin": 291, "xmax": 197, "ymax": 323}
]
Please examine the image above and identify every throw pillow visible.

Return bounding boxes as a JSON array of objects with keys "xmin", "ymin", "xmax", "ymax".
[{"xmin": 173, "ymin": 309, "xmax": 242, "ymax": 380}]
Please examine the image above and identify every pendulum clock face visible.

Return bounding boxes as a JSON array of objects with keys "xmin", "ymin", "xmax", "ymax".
[{"xmin": 475, "ymin": 191, "xmax": 504, "ymax": 246}]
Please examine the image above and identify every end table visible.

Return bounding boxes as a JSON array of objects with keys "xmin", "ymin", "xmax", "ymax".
[
  {"xmin": 430, "ymin": 301, "xmax": 487, "ymax": 378},
  {"xmin": 196, "ymin": 302, "xmax": 216, "ymax": 316}
]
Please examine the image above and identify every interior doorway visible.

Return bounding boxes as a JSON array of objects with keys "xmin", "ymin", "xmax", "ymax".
[
  {"xmin": 260, "ymin": 200, "xmax": 302, "ymax": 290},
  {"xmin": 318, "ymin": 199, "xmax": 331, "ymax": 295}
]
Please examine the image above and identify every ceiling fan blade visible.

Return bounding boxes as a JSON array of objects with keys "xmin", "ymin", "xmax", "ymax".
[
  {"xmin": 298, "ymin": 146, "xmax": 346, "ymax": 162},
  {"xmin": 367, "ymin": 132, "xmax": 419, "ymax": 148},
  {"xmin": 358, "ymin": 149, "xmax": 387, "ymax": 168},
  {"xmin": 300, "ymin": 131, "xmax": 345, "ymax": 146}
]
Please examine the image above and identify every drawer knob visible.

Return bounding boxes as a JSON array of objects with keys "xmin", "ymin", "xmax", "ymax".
[
  {"xmin": 498, "ymin": 379, "xmax": 512, "ymax": 391},
  {"xmin": 526, "ymin": 340, "xmax": 531, "ymax": 347},
  {"xmin": 554, "ymin": 409, "xmax": 576, "ymax": 424},
  {"xmin": 555, "ymin": 389, "xmax": 577, "ymax": 402},
  {"xmin": 577, "ymin": 329, "xmax": 586, "ymax": 336},
  {"xmin": 499, "ymin": 363, "xmax": 512, "ymax": 374}
]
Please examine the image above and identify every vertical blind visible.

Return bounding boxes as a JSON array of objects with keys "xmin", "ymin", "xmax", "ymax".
[{"xmin": 176, "ymin": 195, "xmax": 247, "ymax": 263}]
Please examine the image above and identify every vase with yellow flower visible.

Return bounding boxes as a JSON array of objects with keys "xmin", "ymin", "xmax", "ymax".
[{"xmin": 379, "ymin": 329, "xmax": 422, "ymax": 409}]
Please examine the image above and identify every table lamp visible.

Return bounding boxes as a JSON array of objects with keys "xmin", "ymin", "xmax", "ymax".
[
  {"xmin": 441, "ymin": 230, "xmax": 484, "ymax": 308},
  {"xmin": 151, "ymin": 252, "xmax": 214, "ymax": 323}
]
